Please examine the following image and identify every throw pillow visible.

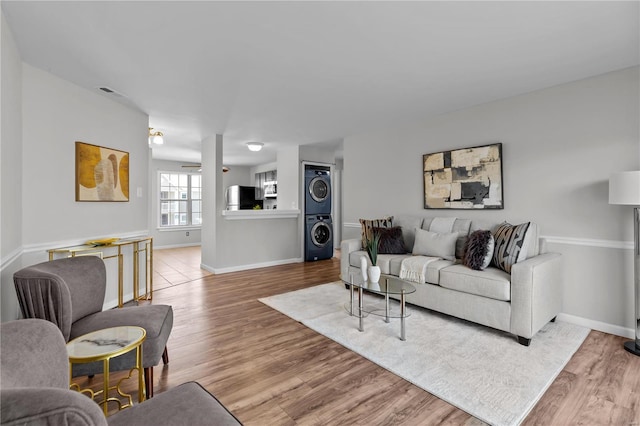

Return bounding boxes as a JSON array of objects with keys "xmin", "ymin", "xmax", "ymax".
[
  {"xmin": 412, "ymin": 228, "xmax": 458, "ymax": 260},
  {"xmin": 359, "ymin": 216, "xmax": 393, "ymax": 249},
  {"xmin": 491, "ymin": 222, "xmax": 531, "ymax": 273},
  {"xmin": 463, "ymin": 230, "xmax": 495, "ymax": 270},
  {"xmin": 374, "ymin": 226, "xmax": 406, "ymax": 254}
]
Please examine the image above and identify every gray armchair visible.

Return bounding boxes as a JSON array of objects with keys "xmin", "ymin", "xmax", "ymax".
[
  {"xmin": 13, "ymin": 256, "xmax": 172, "ymax": 397},
  {"xmin": 0, "ymin": 319, "xmax": 242, "ymax": 426}
]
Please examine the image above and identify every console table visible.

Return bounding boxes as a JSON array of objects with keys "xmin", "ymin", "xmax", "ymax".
[{"xmin": 47, "ymin": 236, "xmax": 153, "ymax": 307}]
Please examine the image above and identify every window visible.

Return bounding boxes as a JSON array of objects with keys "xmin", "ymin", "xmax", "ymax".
[{"xmin": 159, "ymin": 173, "xmax": 201, "ymax": 227}]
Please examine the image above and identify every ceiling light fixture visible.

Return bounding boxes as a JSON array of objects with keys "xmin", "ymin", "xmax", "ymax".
[
  {"xmin": 246, "ymin": 142, "xmax": 264, "ymax": 152},
  {"xmin": 148, "ymin": 128, "xmax": 164, "ymax": 145}
]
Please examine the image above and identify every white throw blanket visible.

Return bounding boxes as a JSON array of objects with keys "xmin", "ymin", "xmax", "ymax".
[{"xmin": 400, "ymin": 255, "xmax": 440, "ymax": 284}]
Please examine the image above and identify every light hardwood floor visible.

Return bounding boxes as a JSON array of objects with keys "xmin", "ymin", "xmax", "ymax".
[{"xmin": 87, "ymin": 246, "xmax": 640, "ymax": 425}]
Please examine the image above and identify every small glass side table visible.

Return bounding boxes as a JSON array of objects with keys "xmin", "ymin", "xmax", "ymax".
[
  {"xmin": 343, "ymin": 275, "xmax": 416, "ymax": 341},
  {"xmin": 67, "ymin": 326, "xmax": 146, "ymax": 416}
]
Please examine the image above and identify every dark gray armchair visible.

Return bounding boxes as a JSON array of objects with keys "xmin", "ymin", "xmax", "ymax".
[
  {"xmin": 13, "ymin": 256, "xmax": 172, "ymax": 397},
  {"xmin": 0, "ymin": 319, "xmax": 242, "ymax": 426}
]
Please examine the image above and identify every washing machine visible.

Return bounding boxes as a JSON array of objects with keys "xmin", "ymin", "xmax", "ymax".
[
  {"xmin": 305, "ymin": 215, "xmax": 333, "ymax": 261},
  {"xmin": 305, "ymin": 165, "xmax": 331, "ymax": 215}
]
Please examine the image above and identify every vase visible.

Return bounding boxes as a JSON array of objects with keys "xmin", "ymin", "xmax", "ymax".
[
  {"xmin": 360, "ymin": 256, "xmax": 368, "ymax": 282},
  {"xmin": 368, "ymin": 265, "xmax": 381, "ymax": 284}
]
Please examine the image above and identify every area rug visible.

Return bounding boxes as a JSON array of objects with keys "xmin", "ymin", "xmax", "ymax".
[{"xmin": 259, "ymin": 282, "xmax": 590, "ymax": 426}]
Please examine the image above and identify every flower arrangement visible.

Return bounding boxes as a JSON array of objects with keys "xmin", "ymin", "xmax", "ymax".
[{"xmin": 365, "ymin": 231, "xmax": 381, "ymax": 266}]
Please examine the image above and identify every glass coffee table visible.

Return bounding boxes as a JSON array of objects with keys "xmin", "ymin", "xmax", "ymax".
[
  {"xmin": 343, "ymin": 275, "xmax": 416, "ymax": 340},
  {"xmin": 67, "ymin": 326, "xmax": 146, "ymax": 416}
]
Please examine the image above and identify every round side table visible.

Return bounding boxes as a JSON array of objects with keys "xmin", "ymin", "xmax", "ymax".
[{"xmin": 67, "ymin": 326, "xmax": 146, "ymax": 416}]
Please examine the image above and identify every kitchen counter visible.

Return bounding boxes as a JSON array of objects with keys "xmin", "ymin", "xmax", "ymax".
[{"xmin": 221, "ymin": 209, "xmax": 301, "ymax": 220}]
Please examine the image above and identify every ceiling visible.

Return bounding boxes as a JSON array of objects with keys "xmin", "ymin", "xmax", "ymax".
[{"xmin": 3, "ymin": 1, "xmax": 638, "ymax": 166}]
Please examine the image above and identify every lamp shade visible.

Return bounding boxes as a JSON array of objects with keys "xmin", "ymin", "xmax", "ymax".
[{"xmin": 609, "ymin": 171, "xmax": 640, "ymax": 205}]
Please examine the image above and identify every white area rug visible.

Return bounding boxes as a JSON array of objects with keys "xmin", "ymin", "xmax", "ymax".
[{"xmin": 259, "ymin": 282, "xmax": 590, "ymax": 426}]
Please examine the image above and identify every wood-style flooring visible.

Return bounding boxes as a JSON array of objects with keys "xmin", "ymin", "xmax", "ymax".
[{"xmin": 83, "ymin": 246, "xmax": 640, "ymax": 425}]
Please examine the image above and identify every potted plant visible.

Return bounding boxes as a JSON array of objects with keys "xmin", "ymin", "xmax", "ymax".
[{"xmin": 365, "ymin": 231, "xmax": 382, "ymax": 283}]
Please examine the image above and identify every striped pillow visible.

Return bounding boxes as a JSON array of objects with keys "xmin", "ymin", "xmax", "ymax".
[
  {"xmin": 359, "ymin": 216, "xmax": 393, "ymax": 249},
  {"xmin": 491, "ymin": 222, "xmax": 531, "ymax": 273}
]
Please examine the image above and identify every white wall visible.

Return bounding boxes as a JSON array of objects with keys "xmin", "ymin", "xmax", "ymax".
[
  {"xmin": 21, "ymin": 64, "xmax": 149, "ymax": 246},
  {"xmin": 277, "ymin": 146, "xmax": 301, "ymax": 211},
  {"xmin": 201, "ymin": 135, "xmax": 302, "ymax": 272},
  {"xmin": 223, "ymin": 165, "xmax": 252, "ymax": 189},
  {"xmin": 1, "ymin": 12, "xmax": 24, "ymax": 321},
  {"xmin": 0, "ymin": 32, "xmax": 150, "ymax": 320},
  {"xmin": 201, "ymin": 134, "xmax": 222, "ymax": 270},
  {"xmin": 342, "ymin": 67, "xmax": 640, "ymax": 337}
]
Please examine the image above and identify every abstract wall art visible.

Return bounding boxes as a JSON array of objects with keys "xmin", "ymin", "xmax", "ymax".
[
  {"xmin": 76, "ymin": 141, "xmax": 129, "ymax": 202},
  {"xmin": 423, "ymin": 143, "xmax": 503, "ymax": 209}
]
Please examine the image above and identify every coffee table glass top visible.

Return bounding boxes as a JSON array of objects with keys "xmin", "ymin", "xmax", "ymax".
[
  {"xmin": 344, "ymin": 275, "xmax": 416, "ymax": 295},
  {"xmin": 67, "ymin": 326, "xmax": 146, "ymax": 361}
]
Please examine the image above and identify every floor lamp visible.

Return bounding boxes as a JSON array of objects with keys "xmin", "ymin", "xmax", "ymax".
[{"xmin": 609, "ymin": 170, "xmax": 640, "ymax": 356}]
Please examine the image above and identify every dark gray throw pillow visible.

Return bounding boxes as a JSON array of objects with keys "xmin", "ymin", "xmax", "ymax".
[
  {"xmin": 463, "ymin": 230, "xmax": 495, "ymax": 270},
  {"xmin": 373, "ymin": 226, "xmax": 406, "ymax": 254}
]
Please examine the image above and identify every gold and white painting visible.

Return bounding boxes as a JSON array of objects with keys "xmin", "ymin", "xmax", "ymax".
[
  {"xmin": 423, "ymin": 143, "xmax": 503, "ymax": 209},
  {"xmin": 76, "ymin": 142, "xmax": 129, "ymax": 202}
]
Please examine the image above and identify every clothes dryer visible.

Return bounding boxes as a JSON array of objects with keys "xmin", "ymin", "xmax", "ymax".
[
  {"xmin": 304, "ymin": 165, "xmax": 331, "ymax": 215},
  {"xmin": 305, "ymin": 215, "xmax": 333, "ymax": 261}
]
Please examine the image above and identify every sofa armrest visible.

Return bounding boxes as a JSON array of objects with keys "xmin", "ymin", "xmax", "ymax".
[
  {"xmin": 340, "ymin": 239, "xmax": 362, "ymax": 281},
  {"xmin": 0, "ymin": 388, "xmax": 107, "ymax": 426},
  {"xmin": 510, "ymin": 252, "xmax": 563, "ymax": 339}
]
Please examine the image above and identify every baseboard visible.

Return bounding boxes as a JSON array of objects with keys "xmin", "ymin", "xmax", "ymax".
[
  {"xmin": 557, "ymin": 312, "xmax": 635, "ymax": 339},
  {"xmin": 103, "ymin": 292, "xmax": 134, "ymax": 311},
  {"xmin": 154, "ymin": 243, "xmax": 201, "ymax": 250},
  {"xmin": 202, "ymin": 257, "xmax": 303, "ymax": 274}
]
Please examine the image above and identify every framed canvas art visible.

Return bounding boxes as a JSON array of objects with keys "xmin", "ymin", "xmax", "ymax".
[
  {"xmin": 423, "ymin": 143, "xmax": 503, "ymax": 209},
  {"xmin": 76, "ymin": 141, "xmax": 129, "ymax": 202}
]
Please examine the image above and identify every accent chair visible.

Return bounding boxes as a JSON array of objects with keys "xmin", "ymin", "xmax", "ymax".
[
  {"xmin": 0, "ymin": 319, "xmax": 242, "ymax": 426},
  {"xmin": 13, "ymin": 255, "xmax": 172, "ymax": 398}
]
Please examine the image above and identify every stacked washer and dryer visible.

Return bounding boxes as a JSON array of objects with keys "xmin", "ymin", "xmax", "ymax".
[{"xmin": 304, "ymin": 164, "xmax": 333, "ymax": 261}]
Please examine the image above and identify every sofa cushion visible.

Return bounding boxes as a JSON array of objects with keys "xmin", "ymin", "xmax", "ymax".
[
  {"xmin": 439, "ymin": 264, "xmax": 511, "ymax": 301},
  {"xmin": 70, "ymin": 304, "xmax": 173, "ymax": 375},
  {"xmin": 412, "ymin": 229, "xmax": 458, "ymax": 261},
  {"xmin": 393, "ymin": 215, "xmax": 423, "ymax": 252},
  {"xmin": 491, "ymin": 222, "xmax": 533, "ymax": 273},
  {"xmin": 389, "ymin": 257, "xmax": 453, "ymax": 284},
  {"xmin": 349, "ymin": 250, "xmax": 367, "ymax": 267},
  {"xmin": 359, "ymin": 216, "xmax": 393, "ymax": 249},
  {"xmin": 422, "ymin": 217, "xmax": 472, "ymax": 259},
  {"xmin": 374, "ymin": 226, "xmax": 406, "ymax": 254},
  {"xmin": 376, "ymin": 254, "xmax": 410, "ymax": 274},
  {"xmin": 428, "ymin": 217, "xmax": 457, "ymax": 233}
]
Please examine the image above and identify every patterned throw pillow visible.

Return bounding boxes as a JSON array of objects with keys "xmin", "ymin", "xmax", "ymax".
[
  {"xmin": 373, "ymin": 226, "xmax": 406, "ymax": 254},
  {"xmin": 463, "ymin": 230, "xmax": 495, "ymax": 270},
  {"xmin": 359, "ymin": 216, "xmax": 393, "ymax": 249},
  {"xmin": 491, "ymin": 222, "xmax": 530, "ymax": 273}
]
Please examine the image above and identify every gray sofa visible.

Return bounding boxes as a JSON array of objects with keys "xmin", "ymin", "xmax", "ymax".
[
  {"xmin": 340, "ymin": 215, "xmax": 563, "ymax": 345},
  {"xmin": 0, "ymin": 319, "xmax": 242, "ymax": 426}
]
